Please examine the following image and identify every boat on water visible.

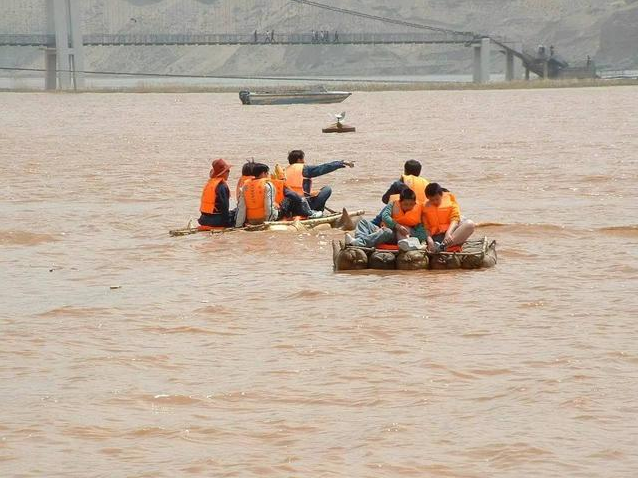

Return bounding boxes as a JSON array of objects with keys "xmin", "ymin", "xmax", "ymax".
[
  {"xmin": 239, "ymin": 89, "xmax": 351, "ymax": 105},
  {"xmin": 333, "ymin": 237, "xmax": 497, "ymax": 271},
  {"xmin": 169, "ymin": 209, "xmax": 364, "ymax": 236}
]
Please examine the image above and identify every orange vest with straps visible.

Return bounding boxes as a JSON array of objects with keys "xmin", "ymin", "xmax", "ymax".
[
  {"xmin": 200, "ymin": 177, "xmax": 224, "ymax": 214},
  {"xmin": 285, "ymin": 163, "xmax": 306, "ymax": 195},
  {"xmin": 389, "ymin": 175, "xmax": 429, "ymax": 204},
  {"xmin": 244, "ymin": 178, "xmax": 279, "ymax": 222},
  {"xmin": 422, "ymin": 192, "xmax": 458, "ymax": 236},
  {"xmin": 236, "ymin": 175, "xmax": 254, "ymax": 201},
  {"xmin": 271, "ymin": 178, "xmax": 285, "ymax": 204},
  {"xmin": 391, "ymin": 201, "xmax": 423, "ymax": 227}
]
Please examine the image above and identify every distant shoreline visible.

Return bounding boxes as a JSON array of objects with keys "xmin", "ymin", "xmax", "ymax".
[{"xmin": 2, "ymin": 78, "xmax": 638, "ymax": 93}]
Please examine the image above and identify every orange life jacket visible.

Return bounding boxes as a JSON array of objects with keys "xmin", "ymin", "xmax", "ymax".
[
  {"xmin": 271, "ymin": 178, "xmax": 285, "ymax": 204},
  {"xmin": 200, "ymin": 177, "xmax": 224, "ymax": 214},
  {"xmin": 391, "ymin": 201, "xmax": 423, "ymax": 227},
  {"xmin": 422, "ymin": 192, "xmax": 458, "ymax": 236},
  {"xmin": 244, "ymin": 177, "xmax": 279, "ymax": 222},
  {"xmin": 285, "ymin": 163, "xmax": 306, "ymax": 195},
  {"xmin": 236, "ymin": 175, "xmax": 254, "ymax": 201},
  {"xmin": 389, "ymin": 175, "xmax": 429, "ymax": 204}
]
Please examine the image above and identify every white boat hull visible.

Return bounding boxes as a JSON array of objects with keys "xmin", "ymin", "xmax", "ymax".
[{"xmin": 239, "ymin": 91, "xmax": 351, "ymax": 105}]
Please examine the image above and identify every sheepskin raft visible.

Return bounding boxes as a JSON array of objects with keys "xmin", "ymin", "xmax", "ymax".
[
  {"xmin": 332, "ymin": 237, "xmax": 497, "ymax": 271},
  {"xmin": 170, "ymin": 209, "xmax": 364, "ymax": 236}
]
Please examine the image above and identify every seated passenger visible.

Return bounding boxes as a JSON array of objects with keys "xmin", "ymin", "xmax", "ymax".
[
  {"xmin": 371, "ymin": 160, "xmax": 431, "ymax": 227},
  {"xmin": 198, "ymin": 158, "xmax": 235, "ymax": 228},
  {"xmin": 422, "ymin": 182, "xmax": 475, "ymax": 252},
  {"xmin": 345, "ymin": 189, "xmax": 427, "ymax": 248},
  {"xmin": 236, "ymin": 160, "xmax": 255, "ymax": 201},
  {"xmin": 382, "ymin": 159, "xmax": 430, "ymax": 204},
  {"xmin": 272, "ymin": 163, "xmax": 321, "ymax": 220},
  {"xmin": 285, "ymin": 149, "xmax": 354, "ymax": 212},
  {"xmin": 235, "ymin": 163, "xmax": 319, "ymax": 227}
]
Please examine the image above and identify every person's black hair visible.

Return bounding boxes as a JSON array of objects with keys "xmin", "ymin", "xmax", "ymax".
[
  {"xmin": 400, "ymin": 188, "xmax": 416, "ymax": 201},
  {"xmin": 252, "ymin": 163, "xmax": 270, "ymax": 177},
  {"xmin": 404, "ymin": 159, "xmax": 422, "ymax": 176},
  {"xmin": 288, "ymin": 150, "xmax": 305, "ymax": 164},
  {"xmin": 425, "ymin": 182, "xmax": 444, "ymax": 198},
  {"xmin": 241, "ymin": 160, "xmax": 255, "ymax": 176}
]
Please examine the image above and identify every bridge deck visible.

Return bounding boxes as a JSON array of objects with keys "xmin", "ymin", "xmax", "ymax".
[{"xmin": 0, "ymin": 33, "xmax": 476, "ymax": 47}]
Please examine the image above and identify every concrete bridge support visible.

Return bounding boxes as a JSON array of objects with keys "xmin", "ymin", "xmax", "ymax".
[
  {"xmin": 45, "ymin": 0, "xmax": 84, "ymax": 90},
  {"xmin": 505, "ymin": 42, "xmax": 522, "ymax": 81},
  {"xmin": 472, "ymin": 37, "xmax": 490, "ymax": 83}
]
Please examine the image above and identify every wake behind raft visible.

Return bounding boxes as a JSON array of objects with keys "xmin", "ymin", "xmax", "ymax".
[
  {"xmin": 169, "ymin": 209, "xmax": 364, "ymax": 236},
  {"xmin": 332, "ymin": 237, "xmax": 497, "ymax": 271}
]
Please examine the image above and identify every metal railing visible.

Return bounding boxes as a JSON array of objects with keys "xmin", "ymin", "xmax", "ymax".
[
  {"xmin": 1, "ymin": 32, "xmax": 475, "ymax": 47},
  {"xmin": 0, "ymin": 34, "xmax": 55, "ymax": 46}
]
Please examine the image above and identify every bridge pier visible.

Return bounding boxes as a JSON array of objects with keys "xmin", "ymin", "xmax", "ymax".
[
  {"xmin": 505, "ymin": 42, "xmax": 522, "ymax": 81},
  {"xmin": 46, "ymin": 0, "xmax": 84, "ymax": 90},
  {"xmin": 45, "ymin": 48, "xmax": 57, "ymax": 90},
  {"xmin": 472, "ymin": 37, "xmax": 490, "ymax": 83}
]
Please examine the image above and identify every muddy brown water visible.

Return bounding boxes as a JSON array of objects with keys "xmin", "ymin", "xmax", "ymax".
[{"xmin": 1, "ymin": 88, "xmax": 637, "ymax": 477}]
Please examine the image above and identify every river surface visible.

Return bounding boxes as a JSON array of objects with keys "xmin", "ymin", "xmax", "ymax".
[{"xmin": 1, "ymin": 88, "xmax": 637, "ymax": 477}]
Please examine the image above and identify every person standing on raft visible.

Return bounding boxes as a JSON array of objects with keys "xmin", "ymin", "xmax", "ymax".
[
  {"xmin": 285, "ymin": 150, "xmax": 354, "ymax": 213},
  {"xmin": 422, "ymin": 182, "xmax": 475, "ymax": 252},
  {"xmin": 235, "ymin": 163, "xmax": 320, "ymax": 227},
  {"xmin": 198, "ymin": 158, "xmax": 235, "ymax": 228},
  {"xmin": 345, "ymin": 189, "xmax": 428, "ymax": 248}
]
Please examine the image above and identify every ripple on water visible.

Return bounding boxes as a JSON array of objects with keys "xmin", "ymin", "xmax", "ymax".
[{"xmin": 0, "ymin": 230, "xmax": 60, "ymax": 246}]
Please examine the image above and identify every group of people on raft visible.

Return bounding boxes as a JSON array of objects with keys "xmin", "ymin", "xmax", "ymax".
[
  {"xmin": 198, "ymin": 154, "xmax": 474, "ymax": 253},
  {"xmin": 346, "ymin": 159, "xmax": 475, "ymax": 253},
  {"xmin": 198, "ymin": 150, "xmax": 354, "ymax": 228}
]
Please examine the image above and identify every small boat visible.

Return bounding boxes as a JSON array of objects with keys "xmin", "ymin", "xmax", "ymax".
[
  {"xmin": 323, "ymin": 111, "xmax": 355, "ymax": 133},
  {"xmin": 239, "ymin": 89, "xmax": 351, "ymax": 105},
  {"xmin": 333, "ymin": 237, "xmax": 497, "ymax": 271},
  {"xmin": 169, "ymin": 209, "xmax": 364, "ymax": 237}
]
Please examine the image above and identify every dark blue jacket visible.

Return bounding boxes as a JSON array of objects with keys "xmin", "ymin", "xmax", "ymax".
[
  {"xmin": 382, "ymin": 180, "xmax": 450, "ymax": 204},
  {"xmin": 300, "ymin": 161, "xmax": 346, "ymax": 195},
  {"xmin": 381, "ymin": 180, "xmax": 409, "ymax": 204},
  {"xmin": 198, "ymin": 181, "xmax": 232, "ymax": 227}
]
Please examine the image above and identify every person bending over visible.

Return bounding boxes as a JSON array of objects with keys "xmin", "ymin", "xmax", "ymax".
[
  {"xmin": 422, "ymin": 182, "xmax": 475, "ymax": 252},
  {"xmin": 285, "ymin": 149, "xmax": 354, "ymax": 212},
  {"xmin": 198, "ymin": 158, "xmax": 235, "ymax": 227}
]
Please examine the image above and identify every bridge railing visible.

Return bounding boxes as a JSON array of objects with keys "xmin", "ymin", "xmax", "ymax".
[
  {"xmin": 83, "ymin": 32, "xmax": 473, "ymax": 45},
  {"xmin": 0, "ymin": 34, "xmax": 55, "ymax": 46},
  {"xmin": 1, "ymin": 32, "xmax": 476, "ymax": 47}
]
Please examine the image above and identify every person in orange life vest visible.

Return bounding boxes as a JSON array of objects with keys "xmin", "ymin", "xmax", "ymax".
[
  {"xmin": 285, "ymin": 149, "xmax": 354, "ymax": 212},
  {"xmin": 235, "ymin": 163, "xmax": 319, "ymax": 226},
  {"xmin": 369, "ymin": 159, "xmax": 430, "ymax": 227},
  {"xmin": 381, "ymin": 159, "xmax": 430, "ymax": 205},
  {"xmin": 235, "ymin": 160, "xmax": 256, "ymax": 201},
  {"xmin": 198, "ymin": 158, "xmax": 235, "ymax": 227},
  {"xmin": 345, "ymin": 189, "xmax": 427, "ymax": 248},
  {"xmin": 422, "ymin": 182, "xmax": 475, "ymax": 253},
  {"xmin": 271, "ymin": 163, "xmax": 322, "ymax": 219}
]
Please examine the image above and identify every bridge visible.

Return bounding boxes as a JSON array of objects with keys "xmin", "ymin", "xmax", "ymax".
[
  {"xmin": 1, "ymin": 32, "xmax": 476, "ymax": 47},
  {"xmin": 0, "ymin": 0, "xmax": 571, "ymax": 90}
]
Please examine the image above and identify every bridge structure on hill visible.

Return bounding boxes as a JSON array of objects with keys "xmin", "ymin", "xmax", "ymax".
[{"xmin": 0, "ymin": 0, "xmax": 576, "ymax": 90}]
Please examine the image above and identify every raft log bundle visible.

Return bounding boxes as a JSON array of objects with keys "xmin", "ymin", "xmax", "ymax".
[{"xmin": 332, "ymin": 237, "xmax": 497, "ymax": 271}]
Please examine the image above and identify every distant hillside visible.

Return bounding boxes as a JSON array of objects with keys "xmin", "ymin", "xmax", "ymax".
[{"xmin": 2, "ymin": 0, "xmax": 637, "ymax": 76}]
